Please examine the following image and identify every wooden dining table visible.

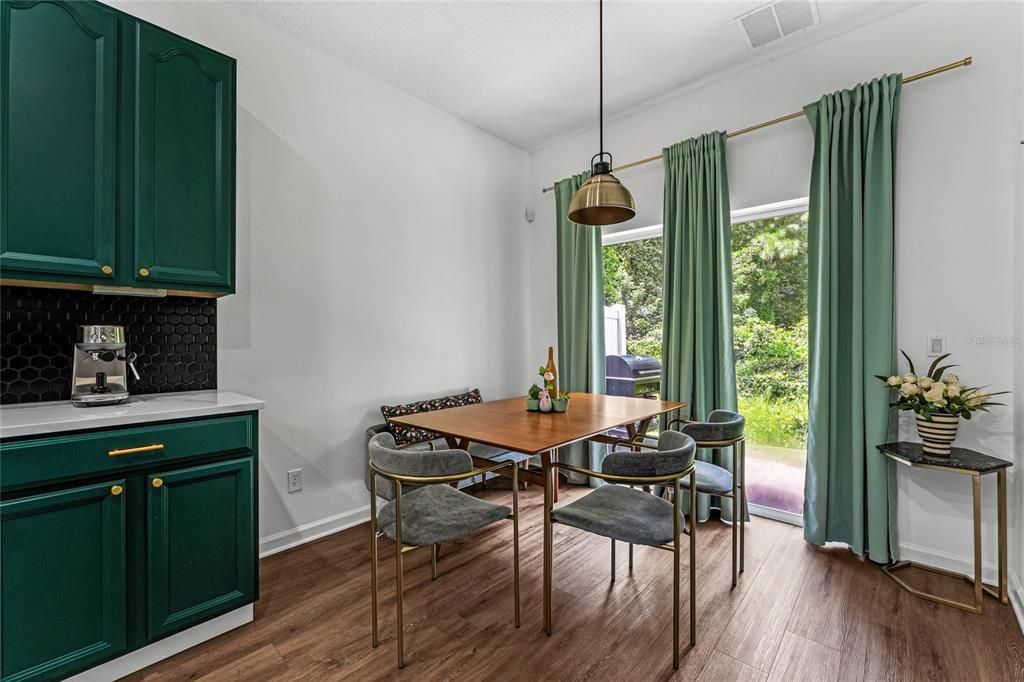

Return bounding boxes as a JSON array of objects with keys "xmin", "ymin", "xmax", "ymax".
[
  {"xmin": 389, "ymin": 392, "xmax": 687, "ymax": 635},
  {"xmin": 388, "ymin": 392, "xmax": 686, "ymax": 501}
]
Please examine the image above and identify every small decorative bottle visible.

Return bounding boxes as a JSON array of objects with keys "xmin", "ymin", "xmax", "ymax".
[
  {"xmin": 545, "ymin": 346, "xmax": 558, "ymax": 396},
  {"xmin": 539, "ymin": 389, "xmax": 553, "ymax": 413}
]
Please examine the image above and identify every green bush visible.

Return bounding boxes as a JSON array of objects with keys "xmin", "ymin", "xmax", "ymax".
[
  {"xmin": 734, "ymin": 314, "xmax": 808, "ymax": 402},
  {"xmin": 626, "ymin": 338, "xmax": 662, "ymax": 360},
  {"xmin": 739, "ymin": 395, "xmax": 808, "ymax": 449}
]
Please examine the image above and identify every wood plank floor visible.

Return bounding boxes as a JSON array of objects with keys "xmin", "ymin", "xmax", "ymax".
[{"xmin": 127, "ymin": 484, "xmax": 1024, "ymax": 681}]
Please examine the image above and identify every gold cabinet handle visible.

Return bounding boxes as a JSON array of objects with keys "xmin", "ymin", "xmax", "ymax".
[
  {"xmin": 108, "ymin": 443, "xmax": 164, "ymax": 457},
  {"xmin": 111, "ymin": 484, "xmax": 124, "ymax": 496},
  {"xmin": 101, "ymin": 265, "xmax": 113, "ymax": 275},
  {"xmin": 152, "ymin": 478, "xmax": 164, "ymax": 489},
  {"xmin": 138, "ymin": 267, "xmax": 150, "ymax": 277}
]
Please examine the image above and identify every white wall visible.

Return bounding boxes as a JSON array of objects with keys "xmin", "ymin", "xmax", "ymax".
[
  {"xmin": 1013, "ymin": 0, "xmax": 1024, "ymax": 621},
  {"xmin": 528, "ymin": 1, "xmax": 1023, "ymax": 595},
  {"xmin": 112, "ymin": 1, "xmax": 530, "ymax": 553}
]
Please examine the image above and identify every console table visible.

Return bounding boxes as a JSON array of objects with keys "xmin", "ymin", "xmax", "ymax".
[{"xmin": 876, "ymin": 442, "xmax": 1010, "ymax": 614}]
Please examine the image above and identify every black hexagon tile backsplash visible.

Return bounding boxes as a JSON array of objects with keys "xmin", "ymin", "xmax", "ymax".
[{"xmin": 1, "ymin": 286, "xmax": 217, "ymax": 405}]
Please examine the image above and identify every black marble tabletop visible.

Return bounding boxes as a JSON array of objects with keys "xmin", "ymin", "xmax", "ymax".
[{"xmin": 876, "ymin": 442, "xmax": 1012, "ymax": 473}]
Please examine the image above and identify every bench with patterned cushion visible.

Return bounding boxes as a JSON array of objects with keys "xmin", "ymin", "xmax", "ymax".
[{"xmin": 380, "ymin": 388, "xmax": 483, "ymax": 447}]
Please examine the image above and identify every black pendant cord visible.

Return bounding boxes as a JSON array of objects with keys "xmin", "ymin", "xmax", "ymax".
[{"xmin": 599, "ymin": 0, "xmax": 603, "ymax": 159}]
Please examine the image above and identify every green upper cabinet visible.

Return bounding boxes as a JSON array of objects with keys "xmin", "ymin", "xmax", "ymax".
[
  {"xmin": 133, "ymin": 23, "xmax": 235, "ymax": 290},
  {"xmin": 0, "ymin": 1, "xmax": 235, "ymax": 295},
  {"xmin": 0, "ymin": 0, "xmax": 119, "ymax": 282},
  {"xmin": 146, "ymin": 457, "xmax": 254, "ymax": 639},
  {"xmin": 1, "ymin": 480, "xmax": 127, "ymax": 682}
]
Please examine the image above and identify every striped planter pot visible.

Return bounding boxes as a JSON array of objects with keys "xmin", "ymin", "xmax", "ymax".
[{"xmin": 915, "ymin": 413, "xmax": 960, "ymax": 456}]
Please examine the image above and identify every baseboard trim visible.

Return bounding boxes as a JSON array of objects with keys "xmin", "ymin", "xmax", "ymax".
[
  {"xmin": 259, "ymin": 504, "xmax": 370, "ymax": 557},
  {"xmin": 65, "ymin": 605, "xmax": 253, "ymax": 681},
  {"xmin": 1010, "ymin": 574, "xmax": 1024, "ymax": 634},
  {"xmin": 897, "ymin": 541, "xmax": 1001, "ymax": 585}
]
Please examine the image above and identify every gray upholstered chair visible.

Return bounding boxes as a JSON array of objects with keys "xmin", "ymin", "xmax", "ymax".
[
  {"xmin": 668, "ymin": 409, "xmax": 747, "ymax": 587},
  {"xmin": 368, "ymin": 432, "xmax": 520, "ymax": 668},
  {"xmin": 365, "ymin": 423, "xmax": 525, "ymax": 498},
  {"xmin": 543, "ymin": 430, "xmax": 697, "ymax": 670}
]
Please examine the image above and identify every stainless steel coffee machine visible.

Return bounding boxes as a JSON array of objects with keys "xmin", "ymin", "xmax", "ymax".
[{"xmin": 71, "ymin": 325, "xmax": 140, "ymax": 407}]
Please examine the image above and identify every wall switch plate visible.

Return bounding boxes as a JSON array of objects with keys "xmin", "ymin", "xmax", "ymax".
[
  {"xmin": 927, "ymin": 334, "xmax": 947, "ymax": 357},
  {"xmin": 287, "ymin": 468, "xmax": 303, "ymax": 493}
]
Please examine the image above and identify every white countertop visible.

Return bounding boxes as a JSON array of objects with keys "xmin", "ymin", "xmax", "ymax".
[{"xmin": 0, "ymin": 390, "xmax": 264, "ymax": 439}]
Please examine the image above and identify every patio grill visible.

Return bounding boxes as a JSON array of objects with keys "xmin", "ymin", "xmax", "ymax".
[{"xmin": 605, "ymin": 354, "xmax": 661, "ymax": 398}]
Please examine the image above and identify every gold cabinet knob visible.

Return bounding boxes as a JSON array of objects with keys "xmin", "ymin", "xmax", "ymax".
[
  {"xmin": 101, "ymin": 265, "xmax": 113, "ymax": 275},
  {"xmin": 110, "ymin": 484, "xmax": 124, "ymax": 496},
  {"xmin": 152, "ymin": 478, "xmax": 163, "ymax": 488},
  {"xmin": 139, "ymin": 267, "xmax": 150, "ymax": 278}
]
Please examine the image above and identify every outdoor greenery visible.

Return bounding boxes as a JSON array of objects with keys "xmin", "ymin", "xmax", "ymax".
[
  {"xmin": 603, "ymin": 212, "xmax": 810, "ymax": 449},
  {"xmin": 732, "ymin": 213, "xmax": 809, "ymax": 448},
  {"xmin": 603, "ymin": 237, "xmax": 663, "ymax": 358}
]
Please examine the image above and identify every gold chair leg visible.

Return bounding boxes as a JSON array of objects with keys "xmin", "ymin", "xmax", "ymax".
[
  {"xmin": 689, "ymin": 472, "xmax": 697, "ymax": 646},
  {"xmin": 431, "ymin": 544, "xmax": 438, "ymax": 581},
  {"xmin": 731, "ymin": 444, "xmax": 738, "ymax": 589},
  {"xmin": 672, "ymin": 476, "xmax": 681, "ymax": 670},
  {"xmin": 544, "ymin": 453, "xmax": 553, "ymax": 636},
  {"xmin": 739, "ymin": 438, "xmax": 745, "ymax": 574},
  {"xmin": 394, "ymin": 486, "xmax": 405, "ymax": 668},
  {"xmin": 370, "ymin": 474, "xmax": 379, "ymax": 648},
  {"xmin": 512, "ymin": 463, "xmax": 521, "ymax": 628}
]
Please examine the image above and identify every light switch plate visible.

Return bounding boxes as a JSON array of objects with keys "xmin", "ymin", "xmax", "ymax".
[{"xmin": 927, "ymin": 334, "xmax": 947, "ymax": 357}]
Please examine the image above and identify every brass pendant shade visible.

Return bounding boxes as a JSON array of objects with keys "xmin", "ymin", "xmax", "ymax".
[
  {"xmin": 567, "ymin": 169, "xmax": 636, "ymax": 226},
  {"xmin": 567, "ymin": 0, "xmax": 635, "ymax": 227}
]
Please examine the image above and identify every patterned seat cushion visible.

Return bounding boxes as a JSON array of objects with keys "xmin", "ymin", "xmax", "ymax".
[{"xmin": 381, "ymin": 388, "xmax": 483, "ymax": 446}]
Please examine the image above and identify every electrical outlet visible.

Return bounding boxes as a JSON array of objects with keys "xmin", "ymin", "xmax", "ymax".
[{"xmin": 287, "ymin": 468, "xmax": 303, "ymax": 493}]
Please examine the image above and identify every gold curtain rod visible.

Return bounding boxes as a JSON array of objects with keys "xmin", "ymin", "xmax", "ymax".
[{"xmin": 541, "ymin": 56, "xmax": 972, "ymax": 193}]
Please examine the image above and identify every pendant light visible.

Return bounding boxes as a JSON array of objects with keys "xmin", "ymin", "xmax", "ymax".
[{"xmin": 567, "ymin": 0, "xmax": 636, "ymax": 226}]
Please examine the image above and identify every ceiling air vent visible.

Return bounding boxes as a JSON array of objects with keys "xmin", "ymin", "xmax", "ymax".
[{"xmin": 737, "ymin": 0, "xmax": 819, "ymax": 49}]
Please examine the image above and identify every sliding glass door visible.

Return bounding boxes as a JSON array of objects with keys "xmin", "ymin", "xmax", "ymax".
[{"xmin": 731, "ymin": 206, "xmax": 808, "ymax": 521}]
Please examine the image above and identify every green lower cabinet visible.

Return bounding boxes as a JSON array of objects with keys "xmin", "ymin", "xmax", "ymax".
[
  {"xmin": 0, "ymin": 414, "xmax": 258, "ymax": 681},
  {"xmin": 0, "ymin": 480, "xmax": 127, "ymax": 682},
  {"xmin": 147, "ymin": 457, "xmax": 254, "ymax": 639}
]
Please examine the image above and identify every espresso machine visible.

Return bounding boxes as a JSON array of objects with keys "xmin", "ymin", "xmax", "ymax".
[{"xmin": 71, "ymin": 325, "xmax": 140, "ymax": 407}]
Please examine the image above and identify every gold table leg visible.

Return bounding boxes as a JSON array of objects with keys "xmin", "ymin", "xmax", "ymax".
[
  {"xmin": 881, "ymin": 468, "xmax": 1009, "ymax": 614},
  {"xmin": 543, "ymin": 451, "xmax": 553, "ymax": 636},
  {"xmin": 998, "ymin": 469, "xmax": 1008, "ymax": 604},
  {"xmin": 972, "ymin": 473, "xmax": 983, "ymax": 612}
]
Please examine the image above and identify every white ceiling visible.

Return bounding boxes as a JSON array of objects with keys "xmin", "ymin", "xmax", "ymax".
[{"xmin": 231, "ymin": 1, "xmax": 918, "ymax": 151}]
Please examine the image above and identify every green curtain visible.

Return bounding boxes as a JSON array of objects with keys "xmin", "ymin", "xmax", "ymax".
[
  {"xmin": 802, "ymin": 74, "xmax": 901, "ymax": 564},
  {"xmin": 661, "ymin": 132, "xmax": 742, "ymax": 522},
  {"xmin": 555, "ymin": 172, "xmax": 606, "ymax": 484}
]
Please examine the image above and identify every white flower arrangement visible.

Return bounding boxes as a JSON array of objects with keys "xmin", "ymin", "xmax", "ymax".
[{"xmin": 876, "ymin": 351, "xmax": 1007, "ymax": 420}]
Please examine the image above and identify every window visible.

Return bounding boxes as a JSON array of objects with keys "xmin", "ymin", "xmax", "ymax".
[{"xmin": 601, "ymin": 198, "xmax": 809, "ymax": 525}]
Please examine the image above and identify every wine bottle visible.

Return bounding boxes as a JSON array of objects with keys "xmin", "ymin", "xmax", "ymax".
[{"xmin": 546, "ymin": 346, "xmax": 558, "ymax": 396}]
